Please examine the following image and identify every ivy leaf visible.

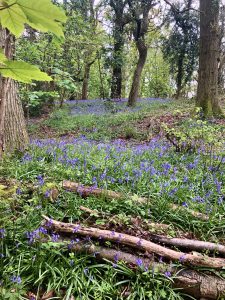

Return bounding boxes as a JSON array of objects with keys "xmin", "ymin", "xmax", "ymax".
[
  {"xmin": 0, "ymin": 0, "xmax": 67, "ymax": 37},
  {"xmin": 0, "ymin": 60, "xmax": 52, "ymax": 83}
]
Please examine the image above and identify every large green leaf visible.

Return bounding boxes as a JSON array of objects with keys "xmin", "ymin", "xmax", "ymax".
[
  {"xmin": 0, "ymin": 0, "xmax": 67, "ymax": 37},
  {"xmin": 0, "ymin": 0, "xmax": 27, "ymax": 37},
  {"xmin": 18, "ymin": 0, "xmax": 67, "ymax": 37},
  {"xmin": 0, "ymin": 60, "xmax": 52, "ymax": 83}
]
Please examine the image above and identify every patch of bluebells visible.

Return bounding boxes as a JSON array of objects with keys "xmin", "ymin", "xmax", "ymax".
[
  {"xmin": 26, "ymin": 226, "xmax": 47, "ymax": 244},
  {"xmin": 0, "ymin": 228, "xmax": 5, "ymax": 239},
  {"xmin": 66, "ymin": 98, "xmax": 170, "ymax": 116},
  {"xmin": 10, "ymin": 275, "xmax": 22, "ymax": 284},
  {"xmin": 18, "ymin": 135, "xmax": 225, "ymax": 214}
]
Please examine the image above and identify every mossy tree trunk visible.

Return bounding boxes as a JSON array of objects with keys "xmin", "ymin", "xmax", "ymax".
[
  {"xmin": 0, "ymin": 28, "xmax": 29, "ymax": 157},
  {"xmin": 109, "ymin": 0, "xmax": 128, "ymax": 100},
  {"xmin": 196, "ymin": 0, "xmax": 223, "ymax": 117}
]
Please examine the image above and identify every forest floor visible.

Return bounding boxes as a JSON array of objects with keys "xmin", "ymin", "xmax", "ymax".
[{"xmin": 1, "ymin": 98, "xmax": 225, "ymax": 300}]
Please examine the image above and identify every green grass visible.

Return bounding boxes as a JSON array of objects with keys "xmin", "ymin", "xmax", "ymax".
[
  {"xmin": 30, "ymin": 100, "xmax": 194, "ymax": 141},
  {"xmin": 1, "ymin": 100, "xmax": 225, "ymax": 299}
]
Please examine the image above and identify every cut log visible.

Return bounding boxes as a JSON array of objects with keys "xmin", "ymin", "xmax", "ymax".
[
  {"xmin": 62, "ymin": 180, "xmax": 209, "ymax": 220},
  {"xmin": 56, "ymin": 240, "xmax": 225, "ymax": 299},
  {"xmin": 43, "ymin": 216, "xmax": 225, "ymax": 269},
  {"xmin": 150, "ymin": 235, "xmax": 225, "ymax": 255}
]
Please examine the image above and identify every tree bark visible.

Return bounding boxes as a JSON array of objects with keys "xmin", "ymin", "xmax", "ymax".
[
  {"xmin": 110, "ymin": 1, "xmax": 126, "ymax": 100},
  {"xmin": 81, "ymin": 63, "xmax": 91, "ymax": 100},
  {"xmin": 128, "ymin": 40, "xmax": 148, "ymax": 106},
  {"xmin": 127, "ymin": 0, "xmax": 153, "ymax": 107},
  {"xmin": 0, "ymin": 28, "xmax": 28, "ymax": 157},
  {"xmin": 196, "ymin": 0, "xmax": 223, "ymax": 117},
  {"xmin": 111, "ymin": 31, "xmax": 124, "ymax": 99}
]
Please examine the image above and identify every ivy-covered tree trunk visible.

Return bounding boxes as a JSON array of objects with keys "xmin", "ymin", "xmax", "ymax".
[
  {"xmin": 0, "ymin": 28, "xmax": 28, "ymax": 157},
  {"xmin": 196, "ymin": 0, "xmax": 223, "ymax": 116},
  {"xmin": 111, "ymin": 25, "xmax": 124, "ymax": 99}
]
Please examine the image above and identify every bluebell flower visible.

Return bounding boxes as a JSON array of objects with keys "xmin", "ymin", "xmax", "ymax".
[
  {"xmin": 164, "ymin": 271, "xmax": 171, "ymax": 278},
  {"xmin": 136, "ymin": 258, "xmax": 143, "ymax": 267},
  {"xmin": 10, "ymin": 275, "xmax": 22, "ymax": 284},
  {"xmin": 0, "ymin": 228, "xmax": 5, "ymax": 239}
]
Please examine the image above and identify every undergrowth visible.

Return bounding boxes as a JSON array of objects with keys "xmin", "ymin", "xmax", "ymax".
[{"xmin": 1, "ymin": 101, "xmax": 225, "ymax": 299}]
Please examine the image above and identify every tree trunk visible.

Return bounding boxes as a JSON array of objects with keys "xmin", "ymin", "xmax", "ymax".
[
  {"xmin": 110, "ymin": 24, "xmax": 124, "ymax": 99},
  {"xmin": 81, "ymin": 63, "xmax": 91, "ymax": 100},
  {"xmin": 0, "ymin": 28, "xmax": 28, "ymax": 157},
  {"xmin": 127, "ymin": 40, "xmax": 148, "ymax": 106},
  {"xmin": 196, "ymin": 0, "xmax": 223, "ymax": 117},
  {"xmin": 175, "ymin": 55, "xmax": 184, "ymax": 99}
]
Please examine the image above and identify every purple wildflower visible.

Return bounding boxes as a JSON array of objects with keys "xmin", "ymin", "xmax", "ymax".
[
  {"xmin": 16, "ymin": 188, "xmax": 22, "ymax": 195},
  {"xmin": 179, "ymin": 254, "xmax": 186, "ymax": 262},
  {"xmin": 84, "ymin": 268, "xmax": 89, "ymax": 276},
  {"xmin": 51, "ymin": 233, "xmax": 60, "ymax": 242},
  {"xmin": 10, "ymin": 275, "xmax": 22, "ymax": 284},
  {"xmin": 0, "ymin": 228, "xmax": 5, "ymax": 239},
  {"xmin": 136, "ymin": 258, "xmax": 143, "ymax": 268},
  {"xmin": 37, "ymin": 175, "xmax": 44, "ymax": 186},
  {"xmin": 164, "ymin": 271, "xmax": 171, "ymax": 278},
  {"xmin": 73, "ymin": 225, "xmax": 80, "ymax": 233},
  {"xmin": 44, "ymin": 190, "xmax": 51, "ymax": 198}
]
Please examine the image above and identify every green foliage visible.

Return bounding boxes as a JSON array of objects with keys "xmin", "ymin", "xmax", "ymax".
[
  {"xmin": 0, "ymin": 60, "xmax": 52, "ymax": 83},
  {"xmin": 162, "ymin": 2, "xmax": 199, "ymax": 95},
  {"xmin": 1, "ymin": 100, "xmax": 225, "ymax": 298},
  {"xmin": 21, "ymin": 90, "xmax": 59, "ymax": 117},
  {"xmin": 0, "ymin": 0, "xmax": 67, "ymax": 38},
  {"xmin": 141, "ymin": 48, "xmax": 174, "ymax": 98},
  {"xmin": 163, "ymin": 109, "xmax": 224, "ymax": 154},
  {"xmin": 0, "ymin": 0, "xmax": 66, "ymax": 83}
]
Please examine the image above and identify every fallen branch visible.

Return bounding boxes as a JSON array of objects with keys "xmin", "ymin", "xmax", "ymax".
[
  {"xmin": 150, "ymin": 235, "xmax": 225, "ymax": 256},
  {"xmin": 56, "ymin": 240, "xmax": 225, "ymax": 299},
  {"xmin": 43, "ymin": 216, "xmax": 225, "ymax": 269},
  {"xmin": 62, "ymin": 181, "xmax": 209, "ymax": 220},
  {"xmin": 79, "ymin": 206, "xmax": 225, "ymax": 255},
  {"xmin": 80, "ymin": 206, "xmax": 99, "ymax": 215}
]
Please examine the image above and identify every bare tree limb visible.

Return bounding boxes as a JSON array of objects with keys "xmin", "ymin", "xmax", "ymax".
[{"xmin": 43, "ymin": 216, "xmax": 225, "ymax": 269}]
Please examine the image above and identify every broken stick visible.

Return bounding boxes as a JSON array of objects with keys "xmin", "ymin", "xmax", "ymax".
[
  {"xmin": 62, "ymin": 180, "xmax": 209, "ymax": 220},
  {"xmin": 43, "ymin": 216, "xmax": 225, "ymax": 269}
]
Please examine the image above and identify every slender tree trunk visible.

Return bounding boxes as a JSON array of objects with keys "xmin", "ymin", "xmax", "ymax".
[
  {"xmin": 81, "ymin": 63, "xmax": 91, "ymax": 100},
  {"xmin": 0, "ymin": 28, "xmax": 28, "ymax": 157},
  {"xmin": 175, "ymin": 55, "xmax": 184, "ymax": 99},
  {"xmin": 127, "ymin": 40, "xmax": 148, "ymax": 106},
  {"xmin": 196, "ymin": 0, "xmax": 223, "ymax": 117},
  {"xmin": 111, "ymin": 24, "xmax": 124, "ymax": 99}
]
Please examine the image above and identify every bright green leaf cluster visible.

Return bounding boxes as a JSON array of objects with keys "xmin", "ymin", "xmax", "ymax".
[
  {"xmin": 0, "ymin": 0, "xmax": 67, "ymax": 82},
  {"xmin": 0, "ymin": 0, "xmax": 67, "ymax": 37}
]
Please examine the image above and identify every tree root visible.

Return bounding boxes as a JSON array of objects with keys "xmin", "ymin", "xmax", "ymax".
[{"xmin": 43, "ymin": 216, "xmax": 225, "ymax": 269}]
